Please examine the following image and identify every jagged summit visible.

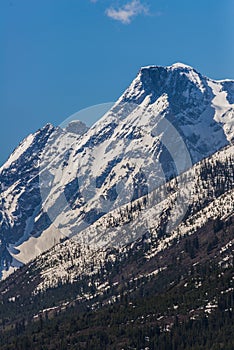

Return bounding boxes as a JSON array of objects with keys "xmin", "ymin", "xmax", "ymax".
[
  {"xmin": 0, "ymin": 123, "xmax": 55, "ymax": 173},
  {"xmin": 125, "ymin": 62, "xmax": 207, "ymax": 104}
]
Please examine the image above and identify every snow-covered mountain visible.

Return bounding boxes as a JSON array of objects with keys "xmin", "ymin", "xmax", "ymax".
[
  {"xmin": 0, "ymin": 123, "xmax": 88, "ymax": 277},
  {"xmin": 0, "ymin": 63, "xmax": 233, "ymax": 278}
]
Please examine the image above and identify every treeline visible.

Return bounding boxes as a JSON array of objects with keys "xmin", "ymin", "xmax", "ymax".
[
  {"xmin": 0, "ymin": 282, "xmax": 233, "ymax": 349},
  {"xmin": 0, "ymin": 248, "xmax": 233, "ymax": 350}
]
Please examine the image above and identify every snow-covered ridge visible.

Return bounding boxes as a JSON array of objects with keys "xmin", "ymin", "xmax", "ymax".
[
  {"xmin": 1, "ymin": 134, "xmax": 35, "ymax": 171},
  {"xmin": 0, "ymin": 124, "xmax": 54, "ymax": 173}
]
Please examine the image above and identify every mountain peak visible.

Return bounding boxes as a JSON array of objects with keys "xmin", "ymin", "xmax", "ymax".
[
  {"xmin": 123, "ymin": 62, "xmax": 206, "ymax": 106},
  {"xmin": 140, "ymin": 62, "xmax": 194, "ymax": 72},
  {"xmin": 170, "ymin": 62, "xmax": 194, "ymax": 70}
]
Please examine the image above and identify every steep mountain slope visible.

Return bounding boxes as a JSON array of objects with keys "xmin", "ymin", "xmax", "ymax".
[
  {"xmin": 9, "ymin": 143, "xmax": 234, "ymax": 294},
  {"xmin": 0, "ymin": 63, "xmax": 233, "ymax": 278},
  {"xmin": 0, "ymin": 124, "xmax": 55, "ymax": 276},
  {"xmin": 0, "ymin": 143, "xmax": 233, "ymax": 309},
  {"xmin": 0, "ymin": 148, "xmax": 233, "ymax": 348},
  {"xmin": 0, "ymin": 122, "xmax": 87, "ymax": 277}
]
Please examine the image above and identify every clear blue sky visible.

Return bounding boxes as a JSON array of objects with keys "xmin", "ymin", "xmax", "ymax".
[{"xmin": 1, "ymin": 0, "xmax": 234, "ymax": 164}]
